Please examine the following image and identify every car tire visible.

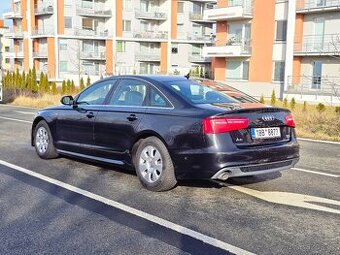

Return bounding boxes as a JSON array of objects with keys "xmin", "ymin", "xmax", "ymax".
[
  {"xmin": 134, "ymin": 137, "xmax": 177, "ymax": 192},
  {"xmin": 34, "ymin": 120, "xmax": 59, "ymax": 159}
]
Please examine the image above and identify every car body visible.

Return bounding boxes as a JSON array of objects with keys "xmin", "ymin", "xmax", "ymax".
[{"xmin": 31, "ymin": 75, "xmax": 299, "ymax": 191}]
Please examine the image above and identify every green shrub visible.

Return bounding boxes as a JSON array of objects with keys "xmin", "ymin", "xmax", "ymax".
[
  {"xmin": 283, "ymin": 97, "xmax": 288, "ymax": 108},
  {"xmin": 259, "ymin": 94, "xmax": 265, "ymax": 104},
  {"xmin": 316, "ymin": 103, "xmax": 326, "ymax": 113},
  {"xmin": 270, "ymin": 90, "xmax": 276, "ymax": 106},
  {"xmin": 79, "ymin": 77, "xmax": 85, "ymax": 91},
  {"xmin": 61, "ymin": 80, "xmax": 66, "ymax": 94},
  {"xmin": 51, "ymin": 82, "xmax": 57, "ymax": 95},
  {"xmin": 86, "ymin": 76, "xmax": 91, "ymax": 87},
  {"xmin": 336, "ymin": 106, "xmax": 340, "ymax": 115},
  {"xmin": 303, "ymin": 101, "xmax": 307, "ymax": 112},
  {"xmin": 290, "ymin": 97, "xmax": 296, "ymax": 110}
]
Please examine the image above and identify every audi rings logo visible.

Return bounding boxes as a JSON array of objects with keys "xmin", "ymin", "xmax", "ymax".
[{"xmin": 261, "ymin": 115, "xmax": 275, "ymax": 121}]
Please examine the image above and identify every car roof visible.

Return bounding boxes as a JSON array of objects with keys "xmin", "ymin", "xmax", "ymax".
[{"xmin": 104, "ymin": 75, "xmax": 189, "ymax": 83}]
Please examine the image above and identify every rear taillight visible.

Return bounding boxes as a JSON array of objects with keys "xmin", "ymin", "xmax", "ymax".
[
  {"xmin": 285, "ymin": 114, "xmax": 296, "ymax": 127},
  {"xmin": 203, "ymin": 117, "xmax": 249, "ymax": 134}
]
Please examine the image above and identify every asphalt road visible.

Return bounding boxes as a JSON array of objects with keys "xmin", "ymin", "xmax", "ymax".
[{"xmin": 0, "ymin": 104, "xmax": 339, "ymax": 255}]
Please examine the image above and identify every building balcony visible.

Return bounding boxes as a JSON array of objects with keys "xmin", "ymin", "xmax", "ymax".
[
  {"xmin": 132, "ymin": 31, "xmax": 168, "ymax": 40},
  {"xmin": 14, "ymin": 52, "xmax": 24, "ymax": 59},
  {"xmin": 177, "ymin": 32, "xmax": 214, "ymax": 43},
  {"xmin": 64, "ymin": 28, "xmax": 109, "ymax": 39},
  {"xmin": 76, "ymin": 7, "xmax": 112, "ymax": 18},
  {"xmin": 35, "ymin": 4, "xmax": 54, "ymax": 16},
  {"xmin": 135, "ymin": 9, "xmax": 167, "ymax": 20},
  {"xmin": 203, "ymin": 0, "xmax": 253, "ymax": 21},
  {"xmin": 4, "ymin": 31, "xmax": 24, "ymax": 39},
  {"xmin": 80, "ymin": 51, "xmax": 106, "ymax": 60},
  {"xmin": 189, "ymin": 12, "xmax": 214, "ymax": 23},
  {"xmin": 188, "ymin": 54, "xmax": 212, "ymax": 63},
  {"xmin": 287, "ymin": 75, "xmax": 340, "ymax": 95},
  {"xmin": 32, "ymin": 28, "xmax": 55, "ymax": 37},
  {"xmin": 203, "ymin": 40, "xmax": 252, "ymax": 57},
  {"xmin": 294, "ymin": 34, "xmax": 340, "ymax": 56},
  {"xmin": 3, "ymin": 10, "xmax": 22, "ymax": 19},
  {"xmin": 135, "ymin": 52, "xmax": 161, "ymax": 62},
  {"xmin": 296, "ymin": 0, "xmax": 340, "ymax": 13},
  {"xmin": 33, "ymin": 51, "xmax": 48, "ymax": 58}
]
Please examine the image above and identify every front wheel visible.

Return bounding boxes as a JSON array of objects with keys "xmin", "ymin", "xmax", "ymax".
[
  {"xmin": 134, "ymin": 137, "xmax": 177, "ymax": 192},
  {"xmin": 34, "ymin": 120, "xmax": 59, "ymax": 159}
]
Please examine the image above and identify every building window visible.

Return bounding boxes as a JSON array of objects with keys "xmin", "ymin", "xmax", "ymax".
[
  {"xmin": 59, "ymin": 61, "xmax": 68, "ymax": 72},
  {"xmin": 65, "ymin": 17, "xmax": 72, "ymax": 29},
  {"xmin": 117, "ymin": 42, "xmax": 126, "ymax": 52},
  {"xmin": 177, "ymin": 2, "xmax": 184, "ymax": 13},
  {"xmin": 82, "ymin": 18, "xmax": 93, "ymax": 30},
  {"xmin": 123, "ymin": 0, "xmax": 133, "ymax": 11},
  {"xmin": 81, "ymin": 0, "xmax": 93, "ymax": 9},
  {"xmin": 227, "ymin": 61, "xmax": 249, "ymax": 80},
  {"xmin": 123, "ymin": 20, "xmax": 131, "ymax": 31},
  {"xmin": 64, "ymin": 0, "xmax": 72, "ymax": 7},
  {"xmin": 171, "ymin": 44, "xmax": 178, "ymax": 54},
  {"xmin": 275, "ymin": 20, "xmax": 287, "ymax": 41},
  {"xmin": 273, "ymin": 61, "xmax": 285, "ymax": 81},
  {"xmin": 5, "ymin": 46, "xmax": 10, "ymax": 52},
  {"xmin": 59, "ymin": 40, "xmax": 68, "ymax": 51},
  {"xmin": 5, "ymin": 58, "xmax": 10, "ymax": 64}
]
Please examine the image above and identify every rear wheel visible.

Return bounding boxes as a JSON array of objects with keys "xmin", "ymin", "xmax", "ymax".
[
  {"xmin": 134, "ymin": 137, "xmax": 177, "ymax": 192},
  {"xmin": 34, "ymin": 120, "xmax": 58, "ymax": 159}
]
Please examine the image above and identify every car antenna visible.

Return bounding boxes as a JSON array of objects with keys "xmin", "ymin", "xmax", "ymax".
[{"xmin": 185, "ymin": 72, "xmax": 190, "ymax": 80}]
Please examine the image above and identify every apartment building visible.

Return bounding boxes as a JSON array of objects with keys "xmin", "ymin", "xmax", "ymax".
[
  {"xmin": 0, "ymin": 20, "xmax": 11, "ymax": 73},
  {"xmin": 203, "ymin": 0, "xmax": 340, "ymax": 100},
  {"xmin": 3, "ymin": 0, "xmax": 215, "ymax": 84}
]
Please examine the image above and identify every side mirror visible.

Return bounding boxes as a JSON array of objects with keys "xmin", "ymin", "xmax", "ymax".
[{"xmin": 60, "ymin": 95, "xmax": 74, "ymax": 106}]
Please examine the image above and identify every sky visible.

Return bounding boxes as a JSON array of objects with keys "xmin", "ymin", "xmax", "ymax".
[{"xmin": 0, "ymin": 0, "xmax": 12, "ymax": 27}]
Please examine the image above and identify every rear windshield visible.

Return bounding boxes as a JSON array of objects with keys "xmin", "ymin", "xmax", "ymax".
[{"xmin": 165, "ymin": 80, "xmax": 239, "ymax": 104}]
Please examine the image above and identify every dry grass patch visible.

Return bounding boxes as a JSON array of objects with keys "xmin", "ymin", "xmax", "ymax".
[{"xmin": 11, "ymin": 94, "xmax": 62, "ymax": 109}]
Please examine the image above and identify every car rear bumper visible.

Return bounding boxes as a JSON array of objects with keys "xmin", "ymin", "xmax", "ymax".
[
  {"xmin": 171, "ymin": 137, "xmax": 300, "ymax": 180},
  {"xmin": 211, "ymin": 158, "xmax": 298, "ymax": 180}
]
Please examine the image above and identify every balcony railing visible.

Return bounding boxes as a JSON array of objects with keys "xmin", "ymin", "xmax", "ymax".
[
  {"xmin": 203, "ymin": 38, "xmax": 252, "ymax": 57},
  {"xmin": 4, "ymin": 31, "xmax": 24, "ymax": 39},
  {"xmin": 294, "ymin": 34, "xmax": 340, "ymax": 55},
  {"xmin": 177, "ymin": 32, "xmax": 214, "ymax": 42},
  {"xmin": 203, "ymin": 0, "xmax": 253, "ymax": 21},
  {"xmin": 80, "ymin": 51, "xmax": 106, "ymax": 60},
  {"xmin": 135, "ymin": 52, "xmax": 161, "ymax": 62},
  {"xmin": 135, "ymin": 9, "xmax": 167, "ymax": 20},
  {"xmin": 296, "ymin": 0, "xmax": 340, "ymax": 12},
  {"xmin": 34, "ymin": 4, "xmax": 54, "ymax": 16},
  {"xmin": 33, "ymin": 51, "xmax": 48, "ymax": 58},
  {"xmin": 132, "ymin": 31, "xmax": 168, "ymax": 40},
  {"xmin": 188, "ymin": 54, "xmax": 211, "ymax": 63},
  {"xmin": 65, "ymin": 28, "xmax": 109, "ymax": 38},
  {"xmin": 76, "ymin": 6, "xmax": 112, "ymax": 17},
  {"xmin": 3, "ymin": 9, "xmax": 22, "ymax": 19},
  {"xmin": 32, "ymin": 28, "xmax": 55, "ymax": 36},
  {"xmin": 14, "ymin": 52, "xmax": 24, "ymax": 58},
  {"xmin": 287, "ymin": 75, "xmax": 340, "ymax": 97}
]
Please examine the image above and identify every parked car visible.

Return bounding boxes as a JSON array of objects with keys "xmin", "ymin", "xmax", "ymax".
[{"xmin": 31, "ymin": 75, "xmax": 299, "ymax": 191}]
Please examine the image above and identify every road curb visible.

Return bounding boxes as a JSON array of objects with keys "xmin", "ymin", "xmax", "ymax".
[{"xmin": 298, "ymin": 138, "xmax": 340, "ymax": 146}]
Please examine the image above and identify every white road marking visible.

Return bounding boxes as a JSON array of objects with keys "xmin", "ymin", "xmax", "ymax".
[
  {"xmin": 0, "ymin": 116, "xmax": 33, "ymax": 124},
  {"xmin": 292, "ymin": 167, "xmax": 340, "ymax": 178},
  {"xmin": 15, "ymin": 111, "xmax": 36, "ymax": 115},
  {"xmin": 229, "ymin": 186, "xmax": 340, "ymax": 215},
  {"xmin": 0, "ymin": 159, "xmax": 255, "ymax": 255},
  {"xmin": 298, "ymin": 138, "xmax": 340, "ymax": 146}
]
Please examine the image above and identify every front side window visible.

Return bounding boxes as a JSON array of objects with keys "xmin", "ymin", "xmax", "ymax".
[
  {"xmin": 77, "ymin": 81, "xmax": 115, "ymax": 105},
  {"xmin": 166, "ymin": 80, "xmax": 238, "ymax": 104},
  {"xmin": 110, "ymin": 79, "xmax": 147, "ymax": 106}
]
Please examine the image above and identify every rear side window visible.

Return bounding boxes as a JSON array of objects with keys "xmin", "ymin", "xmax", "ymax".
[
  {"xmin": 166, "ymin": 80, "xmax": 238, "ymax": 104},
  {"xmin": 110, "ymin": 79, "xmax": 147, "ymax": 106},
  {"xmin": 150, "ymin": 88, "xmax": 170, "ymax": 107},
  {"xmin": 76, "ymin": 80, "xmax": 115, "ymax": 105}
]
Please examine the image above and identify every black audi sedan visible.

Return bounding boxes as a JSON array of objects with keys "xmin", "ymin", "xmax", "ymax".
[{"xmin": 31, "ymin": 75, "xmax": 299, "ymax": 191}]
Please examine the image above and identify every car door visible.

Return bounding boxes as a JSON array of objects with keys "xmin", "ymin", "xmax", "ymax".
[
  {"xmin": 55, "ymin": 80, "xmax": 115, "ymax": 155},
  {"xmin": 93, "ymin": 78, "xmax": 147, "ymax": 163}
]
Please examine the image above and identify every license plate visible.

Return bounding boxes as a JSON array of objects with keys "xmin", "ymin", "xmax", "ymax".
[{"xmin": 251, "ymin": 127, "xmax": 281, "ymax": 139}]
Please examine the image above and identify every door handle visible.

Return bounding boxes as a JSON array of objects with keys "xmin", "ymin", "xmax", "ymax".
[
  {"xmin": 127, "ymin": 114, "xmax": 138, "ymax": 121},
  {"xmin": 86, "ymin": 112, "xmax": 95, "ymax": 119}
]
